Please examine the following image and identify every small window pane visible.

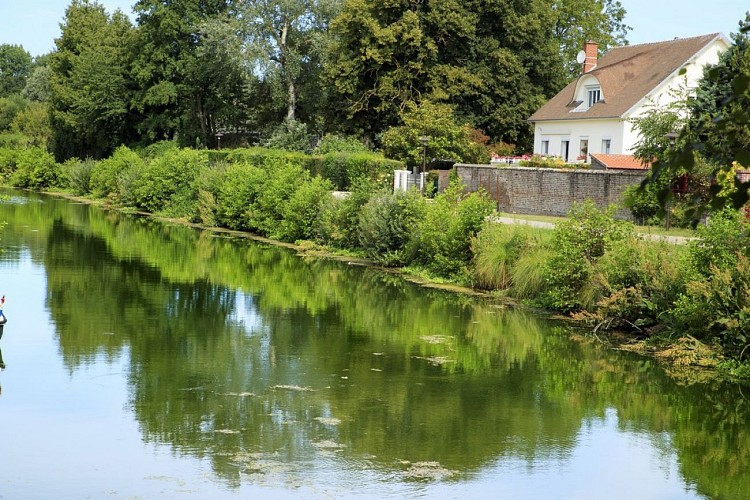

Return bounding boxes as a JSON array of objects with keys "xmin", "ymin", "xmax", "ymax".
[{"xmin": 588, "ymin": 89, "xmax": 601, "ymax": 107}]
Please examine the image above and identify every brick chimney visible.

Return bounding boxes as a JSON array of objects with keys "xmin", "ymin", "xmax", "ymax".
[{"xmin": 583, "ymin": 41, "xmax": 598, "ymax": 73}]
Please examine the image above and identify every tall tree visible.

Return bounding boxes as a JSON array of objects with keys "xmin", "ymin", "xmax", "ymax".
[
  {"xmin": 438, "ymin": 0, "xmax": 566, "ymax": 149},
  {"xmin": 551, "ymin": 0, "xmax": 630, "ymax": 79},
  {"xmin": 132, "ymin": 0, "xmax": 247, "ymax": 147},
  {"xmin": 323, "ymin": 0, "xmax": 438, "ymax": 140},
  {"xmin": 0, "ymin": 44, "xmax": 33, "ymax": 97},
  {"xmin": 49, "ymin": 0, "xmax": 138, "ymax": 159},
  {"xmin": 238, "ymin": 0, "xmax": 339, "ymax": 123},
  {"xmin": 324, "ymin": 0, "xmax": 565, "ymax": 149}
]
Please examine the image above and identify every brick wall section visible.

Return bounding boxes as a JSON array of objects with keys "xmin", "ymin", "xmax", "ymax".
[{"xmin": 454, "ymin": 164, "xmax": 648, "ymax": 220}]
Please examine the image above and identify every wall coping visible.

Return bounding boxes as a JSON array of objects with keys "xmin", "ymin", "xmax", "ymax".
[{"xmin": 455, "ymin": 163, "xmax": 648, "ymax": 178}]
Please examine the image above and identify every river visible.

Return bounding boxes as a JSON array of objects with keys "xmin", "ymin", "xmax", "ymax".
[{"xmin": 0, "ymin": 189, "xmax": 747, "ymax": 499}]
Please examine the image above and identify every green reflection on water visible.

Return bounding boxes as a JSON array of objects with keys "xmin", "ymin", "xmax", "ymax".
[{"xmin": 1, "ymin": 189, "xmax": 749, "ymax": 498}]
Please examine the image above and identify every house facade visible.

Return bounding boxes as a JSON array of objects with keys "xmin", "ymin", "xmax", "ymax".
[{"xmin": 528, "ymin": 34, "xmax": 731, "ymax": 163}]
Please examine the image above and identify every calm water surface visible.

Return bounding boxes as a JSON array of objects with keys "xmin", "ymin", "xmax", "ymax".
[{"xmin": 0, "ymin": 189, "xmax": 747, "ymax": 499}]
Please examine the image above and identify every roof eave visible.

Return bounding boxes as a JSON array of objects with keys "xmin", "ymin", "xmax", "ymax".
[{"xmin": 528, "ymin": 114, "xmax": 625, "ymax": 123}]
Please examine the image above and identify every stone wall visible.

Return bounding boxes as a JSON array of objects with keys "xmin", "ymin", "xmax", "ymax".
[{"xmin": 454, "ymin": 164, "xmax": 647, "ymax": 219}]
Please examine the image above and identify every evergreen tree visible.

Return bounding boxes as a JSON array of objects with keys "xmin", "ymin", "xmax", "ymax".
[{"xmin": 688, "ymin": 20, "xmax": 750, "ymax": 170}]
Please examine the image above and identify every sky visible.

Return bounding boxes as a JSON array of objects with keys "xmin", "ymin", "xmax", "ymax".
[{"xmin": 0, "ymin": 0, "xmax": 748, "ymax": 57}]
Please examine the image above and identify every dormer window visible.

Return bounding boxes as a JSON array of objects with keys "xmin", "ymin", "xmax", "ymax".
[
  {"xmin": 587, "ymin": 86, "xmax": 602, "ymax": 107},
  {"xmin": 570, "ymin": 76, "xmax": 603, "ymax": 112}
]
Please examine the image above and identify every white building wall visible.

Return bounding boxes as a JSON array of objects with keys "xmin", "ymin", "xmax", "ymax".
[{"xmin": 534, "ymin": 119, "xmax": 625, "ymax": 162}]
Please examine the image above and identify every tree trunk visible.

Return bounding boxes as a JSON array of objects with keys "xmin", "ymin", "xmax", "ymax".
[
  {"xmin": 287, "ymin": 78, "xmax": 296, "ymax": 121},
  {"xmin": 280, "ymin": 18, "xmax": 296, "ymax": 121}
]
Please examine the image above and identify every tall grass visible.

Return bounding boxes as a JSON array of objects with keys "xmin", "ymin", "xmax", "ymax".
[{"xmin": 472, "ymin": 222, "xmax": 552, "ymax": 292}]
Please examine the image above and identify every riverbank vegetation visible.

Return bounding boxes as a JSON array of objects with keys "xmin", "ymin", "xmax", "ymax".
[{"xmin": 1, "ymin": 140, "xmax": 750, "ymax": 380}]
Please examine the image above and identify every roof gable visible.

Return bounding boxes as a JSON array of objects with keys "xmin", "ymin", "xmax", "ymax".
[{"xmin": 529, "ymin": 33, "xmax": 728, "ymax": 122}]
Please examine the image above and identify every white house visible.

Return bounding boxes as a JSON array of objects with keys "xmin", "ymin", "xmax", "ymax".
[{"xmin": 528, "ymin": 33, "xmax": 731, "ymax": 163}]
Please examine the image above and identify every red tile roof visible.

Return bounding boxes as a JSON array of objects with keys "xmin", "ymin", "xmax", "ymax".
[
  {"xmin": 529, "ymin": 34, "xmax": 724, "ymax": 122},
  {"xmin": 590, "ymin": 154, "xmax": 651, "ymax": 170}
]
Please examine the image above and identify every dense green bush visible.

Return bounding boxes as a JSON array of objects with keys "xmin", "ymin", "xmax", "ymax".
[
  {"xmin": 622, "ymin": 183, "xmax": 661, "ymax": 225},
  {"xmin": 0, "ymin": 132, "xmax": 30, "ymax": 148},
  {"xmin": 686, "ymin": 208, "xmax": 749, "ymax": 278},
  {"xmin": 307, "ymin": 152, "xmax": 400, "ymax": 190},
  {"xmin": 10, "ymin": 147, "xmax": 61, "ymax": 189},
  {"xmin": 314, "ymin": 134, "xmax": 369, "ymax": 154},
  {"xmin": 90, "ymin": 146, "xmax": 145, "ymax": 201},
  {"xmin": 542, "ymin": 201, "xmax": 633, "ymax": 311},
  {"xmin": 410, "ymin": 180, "xmax": 495, "ymax": 282},
  {"xmin": 279, "ymin": 175, "xmax": 334, "ymax": 242},
  {"xmin": 192, "ymin": 162, "xmax": 230, "ymax": 227},
  {"xmin": 214, "ymin": 162, "xmax": 266, "ymax": 231},
  {"xmin": 223, "ymin": 147, "xmax": 401, "ymax": 191},
  {"xmin": 249, "ymin": 162, "xmax": 307, "ymax": 239},
  {"xmin": 316, "ymin": 180, "xmax": 376, "ymax": 249},
  {"xmin": 358, "ymin": 189, "xmax": 426, "ymax": 266},
  {"xmin": 672, "ymin": 255, "xmax": 750, "ymax": 359},
  {"xmin": 130, "ymin": 148, "xmax": 208, "ymax": 216},
  {"xmin": 0, "ymin": 147, "xmax": 18, "ymax": 181},
  {"xmin": 62, "ymin": 157, "xmax": 96, "ymax": 195},
  {"xmin": 224, "ymin": 147, "xmax": 307, "ymax": 170},
  {"xmin": 669, "ymin": 209, "xmax": 750, "ymax": 358},
  {"xmin": 585, "ymin": 237, "xmax": 685, "ymax": 329},
  {"xmin": 136, "ymin": 140, "xmax": 180, "ymax": 161},
  {"xmin": 265, "ymin": 119, "xmax": 312, "ymax": 153}
]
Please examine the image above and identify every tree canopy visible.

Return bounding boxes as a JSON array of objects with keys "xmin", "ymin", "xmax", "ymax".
[
  {"xmin": 0, "ymin": 44, "xmax": 33, "ymax": 97},
  {"xmin": 324, "ymin": 0, "xmax": 623, "ymax": 150},
  {"xmin": 27, "ymin": 0, "xmax": 633, "ymax": 159},
  {"xmin": 239, "ymin": 0, "xmax": 339, "ymax": 122},
  {"xmin": 551, "ymin": 0, "xmax": 630, "ymax": 79},
  {"xmin": 132, "ymin": 0, "xmax": 248, "ymax": 147},
  {"xmin": 49, "ymin": 0, "xmax": 138, "ymax": 159}
]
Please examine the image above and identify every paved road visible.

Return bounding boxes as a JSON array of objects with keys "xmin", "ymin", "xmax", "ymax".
[{"xmin": 492, "ymin": 216, "xmax": 697, "ymax": 244}]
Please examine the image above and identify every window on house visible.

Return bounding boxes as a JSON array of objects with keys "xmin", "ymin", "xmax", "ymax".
[
  {"xmin": 602, "ymin": 138, "xmax": 611, "ymax": 154},
  {"xmin": 579, "ymin": 139, "xmax": 589, "ymax": 161},
  {"xmin": 541, "ymin": 140, "xmax": 549, "ymax": 155},
  {"xmin": 587, "ymin": 87, "xmax": 601, "ymax": 107}
]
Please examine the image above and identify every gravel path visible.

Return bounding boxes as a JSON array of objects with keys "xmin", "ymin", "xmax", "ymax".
[{"xmin": 491, "ymin": 216, "xmax": 697, "ymax": 244}]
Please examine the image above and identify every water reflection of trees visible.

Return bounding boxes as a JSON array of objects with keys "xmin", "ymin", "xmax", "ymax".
[{"xmin": 3, "ymin": 190, "xmax": 749, "ymax": 496}]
